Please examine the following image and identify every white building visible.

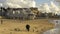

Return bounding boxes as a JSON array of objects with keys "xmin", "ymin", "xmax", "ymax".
[{"xmin": 5, "ymin": 8, "xmax": 36, "ymax": 19}]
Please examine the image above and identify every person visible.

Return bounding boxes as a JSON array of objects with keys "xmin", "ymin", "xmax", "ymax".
[
  {"xmin": 26, "ymin": 24, "xmax": 30, "ymax": 31},
  {"xmin": 56, "ymin": 21, "xmax": 58, "ymax": 23},
  {"xmin": 1, "ymin": 20, "xmax": 3, "ymax": 24}
]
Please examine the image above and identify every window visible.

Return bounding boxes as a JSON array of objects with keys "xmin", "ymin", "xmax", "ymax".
[
  {"xmin": 13, "ymin": 11, "xmax": 15, "ymax": 14},
  {"xmin": 17, "ymin": 11, "xmax": 20, "ymax": 14}
]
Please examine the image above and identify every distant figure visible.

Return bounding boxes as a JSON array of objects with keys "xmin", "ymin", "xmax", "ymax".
[
  {"xmin": 26, "ymin": 24, "xmax": 30, "ymax": 31},
  {"xmin": 1, "ymin": 20, "xmax": 3, "ymax": 24},
  {"xmin": 56, "ymin": 21, "xmax": 58, "ymax": 23}
]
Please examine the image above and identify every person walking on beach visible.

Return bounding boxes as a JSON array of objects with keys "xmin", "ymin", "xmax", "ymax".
[{"xmin": 26, "ymin": 24, "xmax": 30, "ymax": 31}]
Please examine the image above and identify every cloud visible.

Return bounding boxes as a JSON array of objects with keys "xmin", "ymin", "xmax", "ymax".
[
  {"xmin": 38, "ymin": 1, "xmax": 60, "ymax": 15},
  {"xmin": 0, "ymin": 0, "xmax": 36, "ymax": 8},
  {"xmin": 54, "ymin": 0, "xmax": 60, "ymax": 2}
]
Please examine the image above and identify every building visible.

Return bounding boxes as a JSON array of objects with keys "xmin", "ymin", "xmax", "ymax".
[{"xmin": 5, "ymin": 8, "xmax": 36, "ymax": 19}]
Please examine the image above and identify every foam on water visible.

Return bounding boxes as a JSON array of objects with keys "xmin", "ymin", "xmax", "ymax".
[
  {"xmin": 43, "ymin": 20, "xmax": 60, "ymax": 34},
  {"xmin": 43, "ymin": 28, "xmax": 60, "ymax": 34}
]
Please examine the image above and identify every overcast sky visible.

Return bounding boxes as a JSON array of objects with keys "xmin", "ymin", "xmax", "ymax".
[
  {"xmin": 0, "ymin": 0, "xmax": 59, "ymax": 8},
  {"xmin": 35, "ymin": 0, "xmax": 59, "ymax": 6},
  {"xmin": 35, "ymin": 0, "xmax": 54, "ymax": 4},
  {"xmin": 0, "ymin": 0, "xmax": 54, "ymax": 4}
]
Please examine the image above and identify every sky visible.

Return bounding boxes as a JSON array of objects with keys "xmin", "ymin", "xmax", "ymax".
[
  {"xmin": 36, "ymin": 0, "xmax": 49, "ymax": 4},
  {"xmin": 35, "ymin": 0, "xmax": 53, "ymax": 4},
  {"xmin": 0, "ymin": 0, "xmax": 59, "ymax": 8},
  {"xmin": 35, "ymin": 0, "xmax": 59, "ymax": 6}
]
